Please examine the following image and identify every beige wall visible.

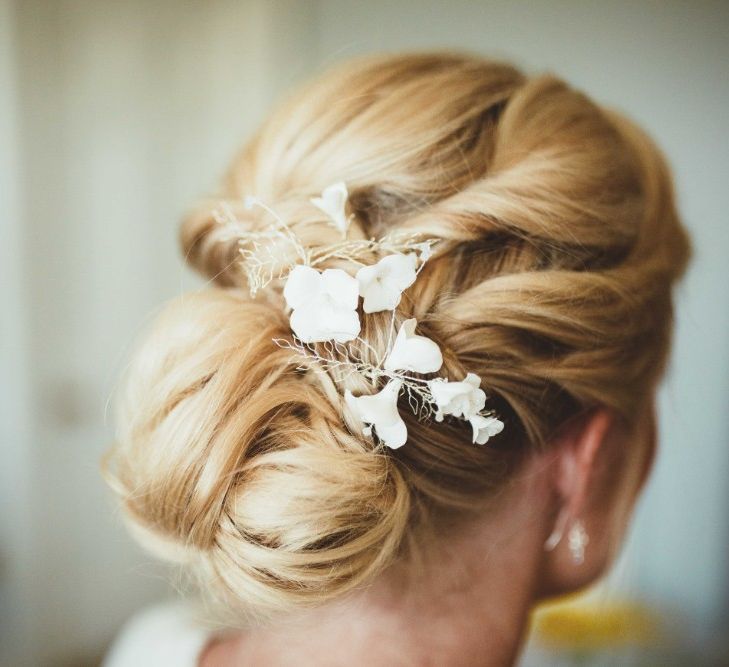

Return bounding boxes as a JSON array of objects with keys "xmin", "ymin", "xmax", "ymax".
[
  {"xmin": 1, "ymin": 0, "xmax": 35, "ymax": 663},
  {"xmin": 2, "ymin": 1, "xmax": 727, "ymax": 664}
]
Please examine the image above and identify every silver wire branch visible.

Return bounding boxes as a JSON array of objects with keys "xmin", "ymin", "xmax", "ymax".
[
  {"xmin": 213, "ymin": 198, "xmax": 439, "ymax": 298},
  {"xmin": 213, "ymin": 197, "xmax": 310, "ymax": 296},
  {"xmin": 272, "ymin": 334, "xmax": 442, "ymax": 422},
  {"xmin": 309, "ymin": 232, "xmax": 438, "ymax": 268}
]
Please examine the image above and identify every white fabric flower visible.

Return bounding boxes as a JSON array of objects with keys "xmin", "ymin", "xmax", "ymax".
[
  {"xmin": 283, "ymin": 265, "xmax": 360, "ymax": 343},
  {"xmin": 344, "ymin": 379, "xmax": 407, "ymax": 449},
  {"xmin": 427, "ymin": 372, "xmax": 486, "ymax": 422},
  {"xmin": 468, "ymin": 414, "xmax": 504, "ymax": 445},
  {"xmin": 310, "ymin": 181, "xmax": 351, "ymax": 237},
  {"xmin": 384, "ymin": 318, "xmax": 443, "ymax": 374},
  {"xmin": 356, "ymin": 253, "xmax": 417, "ymax": 313}
]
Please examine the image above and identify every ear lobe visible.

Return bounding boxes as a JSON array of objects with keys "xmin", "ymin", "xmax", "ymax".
[{"xmin": 553, "ymin": 407, "xmax": 615, "ymax": 518}]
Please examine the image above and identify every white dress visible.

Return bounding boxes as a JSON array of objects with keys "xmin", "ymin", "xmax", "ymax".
[{"xmin": 103, "ymin": 600, "xmax": 216, "ymax": 667}]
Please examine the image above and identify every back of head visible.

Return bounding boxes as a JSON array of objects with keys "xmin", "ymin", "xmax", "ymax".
[{"xmin": 104, "ymin": 52, "xmax": 690, "ymax": 623}]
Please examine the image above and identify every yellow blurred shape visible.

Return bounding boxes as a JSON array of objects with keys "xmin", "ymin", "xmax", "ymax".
[{"xmin": 532, "ymin": 592, "xmax": 663, "ymax": 650}]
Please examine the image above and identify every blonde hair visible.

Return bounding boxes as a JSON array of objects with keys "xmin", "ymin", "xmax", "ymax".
[{"xmin": 104, "ymin": 52, "xmax": 690, "ymax": 622}]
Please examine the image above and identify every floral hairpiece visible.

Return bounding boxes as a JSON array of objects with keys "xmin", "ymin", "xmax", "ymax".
[{"xmin": 215, "ymin": 182, "xmax": 504, "ymax": 449}]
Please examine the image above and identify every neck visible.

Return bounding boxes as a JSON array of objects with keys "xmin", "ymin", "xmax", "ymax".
[{"xmin": 204, "ymin": 467, "xmax": 553, "ymax": 667}]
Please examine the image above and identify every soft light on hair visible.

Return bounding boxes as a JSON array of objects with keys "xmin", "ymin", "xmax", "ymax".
[{"xmin": 104, "ymin": 52, "xmax": 691, "ymax": 623}]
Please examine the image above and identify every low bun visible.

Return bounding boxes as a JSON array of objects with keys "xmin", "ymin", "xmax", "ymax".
[{"xmin": 107, "ymin": 289, "xmax": 410, "ymax": 617}]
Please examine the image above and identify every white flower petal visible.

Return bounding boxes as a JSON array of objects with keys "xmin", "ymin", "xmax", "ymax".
[
  {"xmin": 320, "ymin": 268, "xmax": 360, "ymax": 311},
  {"xmin": 384, "ymin": 318, "xmax": 443, "ymax": 374},
  {"xmin": 289, "ymin": 305, "xmax": 322, "ymax": 343},
  {"xmin": 379, "ymin": 253, "xmax": 418, "ymax": 291},
  {"xmin": 353, "ymin": 262, "xmax": 378, "ymax": 285},
  {"xmin": 469, "ymin": 415, "xmax": 505, "ymax": 444},
  {"xmin": 347, "ymin": 379, "xmax": 401, "ymax": 424},
  {"xmin": 310, "ymin": 181, "xmax": 350, "ymax": 236},
  {"xmin": 428, "ymin": 378, "xmax": 456, "ymax": 411},
  {"xmin": 320, "ymin": 301, "xmax": 361, "ymax": 343},
  {"xmin": 354, "ymin": 263, "xmax": 382, "ymax": 312},
  {"xmin": 427, "ymin": 375, "xmax": 486, "ymax": 420},
  {"xmin": 344, "ymin": 379, "xmax": 407, "ymax": 448},
  {"xmin": 283, "ymin": 265, "xmax": 321, "ymax": 310},
  {"xmin": 285, "ymin": 265, "xmax": 360, "ymax": 342},
  {"xmin": 290, "ymin": 297, "xmax": 360, "ymax": 343},
  {"xmin": 374, "ymin": 419, "xmax": 408, "ymax": 449},
  {"xmin": 356, "ymin": 253, "xmax": 418, "ymax": 314},
  {"xmin": 360, "ymin": 279, "xmax": 400, "ymax": 313},
  {"xmin": 471, "ymin": 391, "xmax": 487, "ymax": 415}
]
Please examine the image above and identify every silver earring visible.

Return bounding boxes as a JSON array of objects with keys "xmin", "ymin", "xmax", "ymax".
[
  {"xmin": 568, "ymin": 519, "xmax": 589, "ymax": 565},
  {"xmin": 544, "ymin": 508, "xmax": 568, "ymax": 552}
]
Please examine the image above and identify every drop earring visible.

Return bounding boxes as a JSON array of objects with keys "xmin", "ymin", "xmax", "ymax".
[
  {"xmin": 544, "ymin": 507, "xmax": 569, "ymax": 552},
  {"xmin": 568, "ymin": 519, "xmax": 589, "ymax": 565}
]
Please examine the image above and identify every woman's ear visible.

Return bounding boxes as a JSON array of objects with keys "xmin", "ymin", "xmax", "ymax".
[
  {"xmin": 538, "ymin": 406, "xmax": 621, "ymax": 596},
  {"xmin": 553, "ymin": 407, "xmax": 615, "ymax": 522}
]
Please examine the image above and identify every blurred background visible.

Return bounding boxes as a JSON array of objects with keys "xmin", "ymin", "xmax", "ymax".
[{"xmin": 1, "ymin": 1, "xmax": 728, "ymax": 665}]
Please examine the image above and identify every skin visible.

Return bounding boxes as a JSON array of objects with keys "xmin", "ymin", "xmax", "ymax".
[{"xmin": 200, "ymin": 398, "xmax": 657, "ymax": 667}]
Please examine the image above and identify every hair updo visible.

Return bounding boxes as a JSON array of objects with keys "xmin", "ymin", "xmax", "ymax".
[{"xmin": 104, "ymin": 52, "xmax": 690, "ymax": 622}]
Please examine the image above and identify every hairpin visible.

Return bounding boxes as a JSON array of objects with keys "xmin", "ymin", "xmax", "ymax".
[{"xmin": 214, "ymin": 182, "xmax": 504, "ymax": 449}]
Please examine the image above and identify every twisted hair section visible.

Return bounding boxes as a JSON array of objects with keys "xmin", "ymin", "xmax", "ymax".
[{"xmin": 105, "ymin": 52, "xmax": 690, "ymax": 621}]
